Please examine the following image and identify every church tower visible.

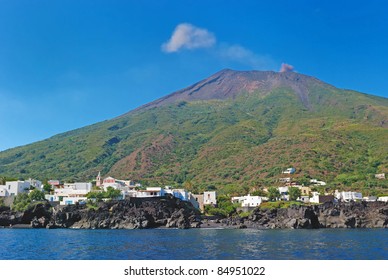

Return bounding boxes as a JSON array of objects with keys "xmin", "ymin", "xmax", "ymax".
[{"xmin": 96, "ymin": 171, "xmax": 101, "ymax": 187}]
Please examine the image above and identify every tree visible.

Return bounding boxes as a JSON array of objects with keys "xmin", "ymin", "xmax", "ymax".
[
  {"xmin": 105, "ymin": 187, "xmax": 122, "ymax": 199},
  {"xmin": 12, "ymin": 193, "xmax": 31, "ymax": 212},
  {"xmin": 29, "ymin": 189, "xmax": 45, "ymax": 201},
  {"xmin": 43, "ymin": 183, "xmax": 53, "ymax": 194},
  {"xmin": 86, "ymin": 187, "xmax": 121, "ymax": 201},
  {"xmin": 267, "ymin": 187, "xmax": 280, "ymax": 202},
  {"xmin": 251, "ymin": 189, "xmax": 267, "ymax": 197},
  {"xmin": 289, "ymin": 187, "xmax": 302, "ymax": 201}
]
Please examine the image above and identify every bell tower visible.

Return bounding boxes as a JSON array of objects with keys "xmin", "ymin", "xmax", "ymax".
[{"xmin": 96, "ymin": 171, "xmax": 101, "ymax": 187}]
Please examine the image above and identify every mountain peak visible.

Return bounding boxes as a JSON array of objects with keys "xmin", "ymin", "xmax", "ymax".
[{"xmin": 135, "ymin": 69, "xmax": 330, "ymax": 112}]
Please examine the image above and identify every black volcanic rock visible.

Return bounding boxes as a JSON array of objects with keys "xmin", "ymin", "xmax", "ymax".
[
  {"xmin": 49, "ymin": 196, "xmax": 201, "ymax": 229},
  {"xmin": 235, "ymin": 201, "xmax": 388, "ymax": 229}
]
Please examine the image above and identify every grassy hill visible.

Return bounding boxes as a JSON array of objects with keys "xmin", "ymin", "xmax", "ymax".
[{"xmin": 1, "ymin": 69, "xmax": 387, "ymax": 195}]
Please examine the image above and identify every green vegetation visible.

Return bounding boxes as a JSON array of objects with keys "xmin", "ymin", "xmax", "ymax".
[
  {"xmin": 43, "ymin": 183, "xmax": 53, "ymax": 194},
  {"xmin": 29, "ymin": 189, "xmax": 46, "ymax": 201},
  {"xmin": 204, "ymin": 195, "xmax": 238, "ymax": 217},
  {"xmin": 11, "ymin": 190, "xmax": 46, "ymax": 212},
  {"xmin": 260, "ymin": 201, "xmax": 304, "ymax": 210},
  {"xmin": 86, "ymin": 186, "xmax": 122, "ymax": 201},
  {"xmin": 267, "ymin": 187, "xmax": 280, "ymax": 201},
  {"xmin": 289, "ymin": 187, "xmax": 302, "ymax": 201},
  {"xmin": 238, "ymin": 210, "xmax": 252, "ymax": 218},
  {"xmin": 0, "ymin": 71, "xmax": 387, "ymax": 195}
]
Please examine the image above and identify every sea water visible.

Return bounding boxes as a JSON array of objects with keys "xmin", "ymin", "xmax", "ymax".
[{"xmin": 0, "ymin": 228, "xmax": 387, "ymax": 260}]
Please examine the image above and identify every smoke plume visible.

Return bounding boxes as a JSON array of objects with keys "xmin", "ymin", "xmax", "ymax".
[{"xmin": 279, "ymin": 63, "xmax": 294, "ymax": 72}]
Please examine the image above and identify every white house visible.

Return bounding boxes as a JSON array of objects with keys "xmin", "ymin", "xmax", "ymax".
[
  {"xmin": 363, "ymin": 196, "xmax": 377, "ymax": 202},
  {"xmin": 0, "ymin": 181, "xmax": 30, "ymax": 196},
  {"xmin": 310, "ymin": 179, "xmax": 327, "ymax": 186},
  {"xmin": 378, "ymin": 196, "xmax": 388, "ymax": 202},
  {"xmin": 203, "ymin": 191, "xmax": 217, "ymax": 206},
  {"xmin": 335, "ymin": 191, "xmax": 363, "ymax": 202},
  {"xmin": 49, "ymin": 182, "xmax": 92, "ymax": 205},
  {"xmin": 172, "ymin": 189, "xmax": 189, "ymax": 201},
  {"xmin": 26, "ymin": 178, "xmax": 43, "ymax": 190},
  {"xmin": 310, "ymin": 192, "xmax": 335, "ymax": 204},
  {"xmin": 231, "ymin": 195, "xmax": 261, "ymax": 207},
  {"xmin": 278, "ymin": 186, "xmax": 289, "ymax": 201},
  {"xmin": 136, "ymin": 187, "xmax": 165, "ymax": 198},
  {"xmin": 188, "ymin": 193, "xmax": 200, "ymax": 209},
  {"xmin": 61, "ymin": 196, "xmax": 88, "ymax": 205},
  {"xmin": 54, "ymin": 182, "xmax": 92, "ymax": 196}
]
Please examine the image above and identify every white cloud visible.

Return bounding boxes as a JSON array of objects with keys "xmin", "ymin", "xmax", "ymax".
[
  {"xmin": 162, "ymin": 23, "xmax": 277, "ymax": 70},
  {"xmin": 218, "ymin": 44, "xmax": 276, "ymax": 69},
  {"xmin": 162, "ymin": 23, "xmax": 216, "ymax": 53}
]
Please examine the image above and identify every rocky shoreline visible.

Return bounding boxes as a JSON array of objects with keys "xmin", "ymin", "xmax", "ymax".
[
  {"xmin": 207, "ymin": 201, "xmax": 388, "ymax": 229},
  {"xmin": 1, "ymin": 197, "xmax": 387, "ymax": 229}
]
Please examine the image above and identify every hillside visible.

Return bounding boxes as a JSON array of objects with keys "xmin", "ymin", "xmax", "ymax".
[{"xmin": 1, "ymin": 69, "xmax": 388, "ymax": 194}]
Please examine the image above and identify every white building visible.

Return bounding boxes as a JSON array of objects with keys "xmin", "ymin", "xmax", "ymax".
[
  {"xmin": 378, "ymin": 196, "xmax": 388, "ymax": 202},
  {"xmin": 310, "ymin": 179, "xmax": 327, "ymax": 186},
  {"xmin": 54, "ymin": 182, "xmax": 92, "ymax": 196},
  {"xmin": 136, "ymin": 187, "xmax": 165, "ymax": 198},
  {"xmin": 309, "ymin": 192, "xmax": 320, "ymax": 204},
  {"xmin": 309, "ymin": 192, "xmax": 335, "ymax": 204},
  {"xmin": 335, "ymin": 191, "xmax": 363, "ymax": 202},
  {"xmin": 0, "ymin": 181, "xmax": 30, "ymax": 197},
  {"xmin": 26, "ymin": 178, "xmax": 43, "ymax": 190},
  {"xmin": 278, "ymin": 186, "xmax": 289, "ymax": 201},
  {"xmin": 203, "ymin": 191, "xmax": 217, "ymax": 206},
  {"xmin": 363, "ymin": 196, "xmax": 377, "ymax": 202},
  {"xmin": 49, "ymin": 182, "xmax": 92, "ymax": 205},
  {"xmin": 232, "ymin": 194, "xmax": 262, "ymax": 207},
  {"xmin": 188, "ymin": 193, "xmax": 200, "ymax": 209},
  {"xmin": 164, "ymin": 187, "xmax": 189, "ymax": 201}
]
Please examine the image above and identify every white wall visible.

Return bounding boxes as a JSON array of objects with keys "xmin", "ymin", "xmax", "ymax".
[
  {"xmin": 4, "ymin": 181, "xmax": 30, "ymax": 196},
  {"xmin": 203, "ymin": 191, "xmax": 217, "ymax": 205},
  {"xmin": 241, "ymin": 195, "xmax": 262, "ymax": 207}
]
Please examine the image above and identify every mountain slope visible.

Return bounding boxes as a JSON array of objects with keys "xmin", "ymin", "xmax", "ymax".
[{"xmin": 1, "ymin": 69, "xmax": 388, "ymax": 193}]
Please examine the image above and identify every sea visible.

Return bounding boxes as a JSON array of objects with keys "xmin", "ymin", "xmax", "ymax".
[{"xmin": 0, "ymin": 228, "xmax": 387, "ymax": 260}]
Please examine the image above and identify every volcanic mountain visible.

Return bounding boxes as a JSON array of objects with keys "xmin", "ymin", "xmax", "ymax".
[{"xmin": 1, "ymin": 69, "xmax": 388, "ymax": 193}]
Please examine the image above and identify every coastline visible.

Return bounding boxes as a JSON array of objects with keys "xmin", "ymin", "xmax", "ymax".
[{"xmin": 1, "ymin": 197, "xmax": 388, "ymax": 230}]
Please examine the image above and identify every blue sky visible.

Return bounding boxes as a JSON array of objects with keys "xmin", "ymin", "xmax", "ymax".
[{"xmin": 1, "ymin": 0, "xmax": 388, "ymax": 151}]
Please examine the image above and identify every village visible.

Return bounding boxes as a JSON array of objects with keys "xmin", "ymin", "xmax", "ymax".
[{"xmin": 1, "ymin": 167, "xmax": 388, "ymax": 214}]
